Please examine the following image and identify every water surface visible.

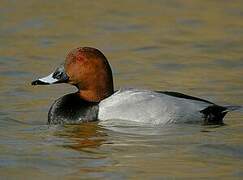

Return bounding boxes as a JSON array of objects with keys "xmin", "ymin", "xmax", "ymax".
[{"xmin": 1, "ymin": 0, "xmax": 243, "ymax": 179}]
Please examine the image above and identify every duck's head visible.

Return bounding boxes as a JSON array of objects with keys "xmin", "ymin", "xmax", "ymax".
[{"xmin": 32, "ymin": 47, "xmax": 114, "ymax": 102}]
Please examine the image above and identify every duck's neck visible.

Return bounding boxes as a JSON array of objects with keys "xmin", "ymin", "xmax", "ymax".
[
  {"xmin": 77, "ymin": 87, "xmax": 114, "ymax": 102},
  {"xmin": 75, "ymin": 66, "xmax": 114, "ymax": 102}
]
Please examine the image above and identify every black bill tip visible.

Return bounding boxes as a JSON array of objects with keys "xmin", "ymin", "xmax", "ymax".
[{"xmin": 31, "ymin": 80, "xmax": 49, "ymax": 85}]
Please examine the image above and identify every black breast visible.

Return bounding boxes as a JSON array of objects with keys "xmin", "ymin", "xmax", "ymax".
[{"xmin": 48, "ymin": 93, "xmax": 99, "ymax": 124}]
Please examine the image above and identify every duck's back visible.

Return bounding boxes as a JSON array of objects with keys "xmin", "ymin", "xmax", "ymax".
[{"xmin": 98, "ymin": 89, "xmax": 218, "ymax": 125}]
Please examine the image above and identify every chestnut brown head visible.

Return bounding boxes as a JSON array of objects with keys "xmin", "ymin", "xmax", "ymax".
[{"xmin": 32, "ymin": 47, "xmax": 114, "ymax": 102}]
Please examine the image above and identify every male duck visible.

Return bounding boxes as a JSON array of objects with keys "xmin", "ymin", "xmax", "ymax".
[{"xmin": 32, "ymin": 47, "xmax": 240, "ymax": 125}]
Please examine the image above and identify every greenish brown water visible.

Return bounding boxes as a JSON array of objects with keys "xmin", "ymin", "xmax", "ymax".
[{"xmin": 1, "ymin": 0, "xmax": 243, "ymax": 179}]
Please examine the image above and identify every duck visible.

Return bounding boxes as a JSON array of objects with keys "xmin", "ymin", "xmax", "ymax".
[{"xmin": 31, "ymin": 47, "xmax": 241, "ymax": 125}]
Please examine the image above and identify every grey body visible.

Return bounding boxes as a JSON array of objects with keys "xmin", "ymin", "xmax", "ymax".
[
  {"xmin": 48, "ymin": 89, "xmax": 227, "ymax": 125},
  {"xmin": 98, "ymin": 89, "xmax": 227, "ymax": 125}
]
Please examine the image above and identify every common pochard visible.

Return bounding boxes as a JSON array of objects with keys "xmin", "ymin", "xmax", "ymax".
[{"xmin": 32, "ymin": 47, "xmax": 241, "ymax": 125}]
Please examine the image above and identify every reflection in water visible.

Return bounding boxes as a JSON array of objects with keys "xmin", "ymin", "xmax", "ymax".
[
  {"xmin": 201, "ymin": 124, "xmax": 226, "ymax": 132},
  {"xmin": 54, "ymin": 122, "xmax": 109, "ymax": 152}
]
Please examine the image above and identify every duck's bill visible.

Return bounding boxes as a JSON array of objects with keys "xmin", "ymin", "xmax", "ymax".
[{"xmin": 31, "ymin": 65, "xmax": 69, "ymax": 85}]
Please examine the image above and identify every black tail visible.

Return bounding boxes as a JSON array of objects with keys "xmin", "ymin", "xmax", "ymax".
[
  {"xmin": 200, "ymin": 105, "xmax": 227, "ymax": 125},
  {"xmin": 200, "ymin": 105, "xmax": 243, "ymax": 125}
]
